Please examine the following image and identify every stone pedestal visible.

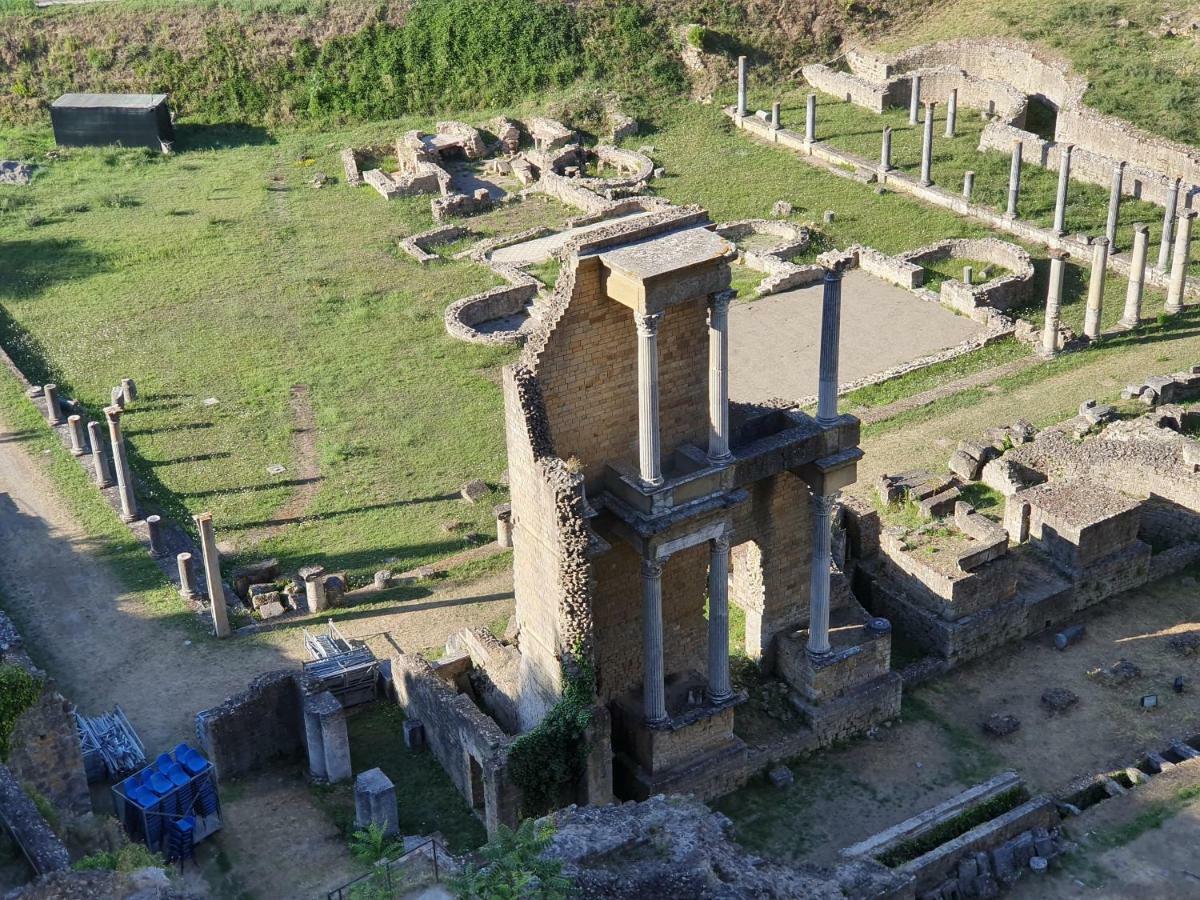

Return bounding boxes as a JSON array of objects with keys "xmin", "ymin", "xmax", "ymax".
[
  {"xmin": 177, "ymin": 552, "xmax": 200, "ymax": 601},
  {"xmin": 304, "ymin": 690, "xmax": 350, "ymax": 783},
  {"xmin": 354, "ymin": 768, "xmax": 399, "ymax": 837},
  {"xmin": 301, "ymin": 564, "xmax": 329, "ymax": 613},
  {"xmin": 43, "ymin": 384, "xmax": 63, "ymax": 425},
  {"xmin": 67, "ymin": 415, "xmax": 85, "ymax": 456}
]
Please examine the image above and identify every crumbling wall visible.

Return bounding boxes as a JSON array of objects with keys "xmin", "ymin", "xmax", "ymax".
[
  {"xmin": 195, "ymin": 670, "xmax": 304, "ymax": 781},
  {"xmin": 0, "ymin": 763, "xmax": 70, "ymax": 876}
]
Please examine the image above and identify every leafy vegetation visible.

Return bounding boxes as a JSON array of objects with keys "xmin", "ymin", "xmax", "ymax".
[
  {"xmin": 74, "ymin": 840, "xmax": 164, "ymax": 873},
  {"xmin": 452, "ymin": 819, "xmax": 573, "ymax": 900},
  {"xmin": 0, "ymin": 664, "xmax": 42, "ymax": 760},
  {"xmin": 507, "ymin": 658, "xmax": 595, "ymax": 816},
  {"xmin": 349, "ymin": 823, "xmax": 402, "ymax": 864}
]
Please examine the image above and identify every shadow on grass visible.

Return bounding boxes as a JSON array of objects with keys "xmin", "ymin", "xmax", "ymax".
[
  {"xmin": 224, "ymin": 493, "xmax": 459, "ymax": 532},
  {"xmin": 172, "ymin": 124, "xmax": 275, "ymax": 152}
]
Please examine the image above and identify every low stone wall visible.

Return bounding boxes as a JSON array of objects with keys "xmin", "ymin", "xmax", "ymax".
[
  {"xmin": 399, "ymin": 225, "xmax": 468, "ymax": 264},
  {"xmin": 576, "ymin": 146, "xmax": 653, "ymax": 192},
  {"xmin": 531, "ymin": 171, "xmax": 612, "ymax": 216},
  {"xmin": 898, "ymin": 237, "xmax": 1035, "ymax": 318},
  {"xmin": 444, "ymin": 282, "xmax": 539, "ymax": 347},
  {"xmin": 389, "ymin": 652, "xmax": 520, "ymax": 835},
  {"xmin": 714, "ymin": 219, "xmax": 818, "ymax": 297},
  {"xmin": 195, "ymin": 670, "xmax": 304, "ymax": 781},
  {"xmin": 801, "ymin": 64, "xmax": 887, "ymax": 112},
  {"xmin": 0, "ymin": 763, "xmax": 70, "ymax": 876}
]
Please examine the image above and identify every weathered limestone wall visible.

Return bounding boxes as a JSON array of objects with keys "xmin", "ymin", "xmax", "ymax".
[
  {"xmin": 0, "ymin": 763, "xmax": 70, "ymax": 876},
  {"xmin": 195, "ymin": 670, "xmax": 304, "ymax": 781},
  {"xmin": 0, "ymin": 613, "xmax": 89, "ymax": 819},
  {"xmin": 391, "ymin": 652, "xmax": 520, "ymax": 834}
]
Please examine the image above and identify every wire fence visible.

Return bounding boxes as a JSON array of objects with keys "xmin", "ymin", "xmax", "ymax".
[{"xmin": 326, "ymin": 837, "xmax": 450, "ymax": 900}]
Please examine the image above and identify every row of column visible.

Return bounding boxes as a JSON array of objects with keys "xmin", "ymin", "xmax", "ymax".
[{"xmin": 638, "ymin": 268, "xmax": 846, "ymax": 722}]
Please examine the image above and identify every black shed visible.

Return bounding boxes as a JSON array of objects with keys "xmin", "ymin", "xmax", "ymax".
[{"xmin": 50, "ymin": 93, "xmax": 174, "ymax": 152}]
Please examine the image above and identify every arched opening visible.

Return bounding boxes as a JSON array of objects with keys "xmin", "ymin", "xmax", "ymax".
[{"xmin": 1025, "ymin": 95, "xmax": 1059, "ymax": 141}]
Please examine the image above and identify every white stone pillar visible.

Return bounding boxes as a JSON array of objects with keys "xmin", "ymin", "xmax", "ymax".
[
  {"xmin": 919, "ymin": 102, "xmax": 935, "ymax": 186},
  {"xmin": 177, "ymin": 551, "xmax": 200, "ymax": 601},
  {"xmin": 880, "ymin": 126, "xmax": 893, "ymax": 172},
  {"xmin": 1052, "ymin": 144, "xmax": 1073, "ymax": 236},
  {"xmin": 635, "ymin": 312, "xmax": 664, "ymax": 488},
  {"xmin": 1158, "ymin": 177, "xmax": 1181, "ymax": 271},
  {"xmin": 1106, "ymin": 162, "xmax": 1125, "ymax": 250},
  {"xmin": 805, "ymin": 93, "xmax": 816, "ymax": 144},
  {"xmin": 67, "ymin": 415, "xmax": 85, "ymax": 456},
  {"xmin": 770, "ymin": 101, "xmax": 780, "ymax": 129},
  {"xmin": 1041, "ymin": 250, "xmax": 1068, "ymax": 357},
  {"xmin": 1165, "ymin": 209, "xmax": 1196, "ymax": 314},
  {"xmin": 945, "ymin": 88, "xmax": 958, "ymax": 137},
  {"xmin": 1006, "ymin": 140, "xmax": 1022, "ymax": 218},
  {"xmin": 104, "ymin": 405, "xmax": 138, "ymax": 522},
  {"xmin": 909, "ymin": 75, "xmax": 921, "ymax": 125},
  {"xmin": 87, "ymin": 420, "xmax": 113, "ymax": 488},
  {"xmin": 194, "ymin": 512, "xmax": 230, "ymax": 638},
  {"xmin": 43, "ymin": 384, "xmax": 63, "ymax": 425},
  {"xmin": 736, "ymin": 56, "xmax": 747, "ymax": 117},
  {"xmin": 641, "ymin": 558, "xmax": 667, "ymax": 724},
  {"xmin": 807, "ymin": 493, "xmax": 835, "ymax": 657},
  {"xmin": 1083, "ymin": 237, "xmax": 1109, "ymax": 341},
  {"xmin": 963, "ymin": 170, "xmax": 975, "ymax": 201},
  {"xmin": 816, "ymin": 265, "xmax": 845, "ymax": 427},
  {"xmin": 1121, "ymin": 224, "xmax": 1150, "ymax": 328},
  {"xmin": 707, "ymin": 533, "xmax": 733, "ymax": 703},
  {"xmin": 707, "ymin": 292, "xmax": 733, "ymax": 464}
]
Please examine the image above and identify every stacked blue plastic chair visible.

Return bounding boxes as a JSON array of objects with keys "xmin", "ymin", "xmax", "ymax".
[{"xmin": 165, "ymin": 815, "xmax": 196, "ymax": 865}]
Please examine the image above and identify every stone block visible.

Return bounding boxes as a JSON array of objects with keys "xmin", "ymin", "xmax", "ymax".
[
  {"xmin": 257, "ymin": 600, "xmax": 285, "ymax": 619},
  {"xmin": 949, "ymin": 450, "xmax": 983, "ymax": 482},
  {"xmin": 460, "ymin": 479, "xmax": 489, "ymax": 503},
  {"xmin": 403, "ymin": 718, "xmax": 425, "ymax": 750},
  {"xmin": 768, "ymin": 765, "xmax": 794, "ymax": 788},
  {"xmin": 1012, "ymin": 831, "xmax": 1035, "ymax": 867},
  {"xmin": 990, "ymin": 843, "xmax": 1016, "ymax": 883},
  {"xmin": 233, "ymin": 558, "xmax": 280, "ymax": 598},
  {"xmin": 354, "ymin": 767, "xmax": 399, "ymax": 837},
  {"xmin": 919, "ymin": 486, "xmax": 961, "ymax": 519},
  {"xmin": 304, "ymin": 690, "xmax": 350, "ymax": 783}
]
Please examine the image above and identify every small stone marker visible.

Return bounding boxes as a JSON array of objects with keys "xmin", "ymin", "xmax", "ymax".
[
  {"xmin": 354, "ymin": 768, "xmax": 399, "ymax": 837},
  {"xmin": 266, "ymin": 464, "xmax": 286, "ymax": 475},
  {"xmin": 1141, "ymin": 693, "xmax": 1158, "ymax": 709},
  {"xmin": 258, "ymin": 600, "xmax": 285, "ymax": 619},
  {"xmin": 1040, "ymin": 687, "xmax": 1078, "ymax": 714},
  {"xmin": 403, "ymin": 719, "xmax": 425, "ymax": 750},
  {"xmin": 1030, "ymin": 856, "xmax": 1048, "ymax": 873},
  {"xmin": 373, "ymin": 570, "xmax": 393, "ymax": 590},
  {"xmin": 203, "ymin": 397, "xmax": 220, "ymax": 407},
  {"xmin": 823, "ymin": 209, "xmax": 836, "ymax": 224},
  {"xmin": 460, "ymin": 478, "xmax": 489, "ymax": 503},
  {"xmin": 771, "ymin": 200, "xmax": 793, "ymax": 218},
  {"xmin": 1174, "ymin": 675, "xmax": 1186, "ymax": 693},
  {"xmin": 767, "ymin": 765, "xmax": 794, "ymax": 789}
]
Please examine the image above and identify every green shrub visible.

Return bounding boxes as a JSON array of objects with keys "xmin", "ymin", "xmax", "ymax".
[
  {"xmin": 0, "ymin": 664, "xmax": 41, "ymax": 760},
  {"xmin": 452, "ymin": 819, "xmax": 572, "ymax": 900},
  {"xmin": 74, "ymin": 841, "xmax": 164, "ymax": 873},
  {"xmin": 877, "ymin": 787, "xmax": 1026, "ymax": 867},
  {"xmin": 686, "ymin": 25, "xmax": 708, "ymax": 49},
  {"xmin": 349, "ymin": 822, "xmax": 401, "ymax": 864}
]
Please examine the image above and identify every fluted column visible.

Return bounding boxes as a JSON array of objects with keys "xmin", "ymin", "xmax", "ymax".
[
  {"xmin": 707, "ymin": 533, "xmax": 733, "ymax": 703},
  {"xmin": 919, "ymin": 102, "xmax": 936, "ymax": 186},
  {"xmin": 1006, "ymin": 140, "xmax": 1022, "ymax": 218},
  {"xmin": 707, "ymin": 292, "xmax": 733, "ymax": 464},
  {"xmin": 195, "ymin": 512, "xmax": 230, "ymax": 638},
  {"xmin": 1083, "ymin": 237, "xmax": 1109, "ymax": 341},
  {"xmin": 816, "ymin": 265, "xmax": 845, "ymax": 427},
  {"xmin": 807, "ymin": 493, "xmax": 835, "ymax": 657},
  {"xmin": 1052, "ymin": 144, "xmax": 1073, "ymax": 236},
  {"xmin": 1041, "ymin": 250, "xmax": 1068, "ymax": 357},
  {"xmin": 805, "ymin": 93, "xmax": 816, "ymax": 144},
  {"xmin": 880, "ymin": 126, "xmax": 893, "ymax": 172},
  {"xmin": 641, "ymin": 558, "xmax": 667, "ymax": 724},
  {"xmin": 1106, "ymin": 162, "xmax": 1125, "ymax": 250},
  {"xmin": 634, "ymin": 312, "xmax": 664, "ymax": 487},
  {"xmin": 1165, "ymin": 209, "xmax": 1196, "ymax": 314},
  {"xmin": 908, "ymin": 75, "xmax": 921, "ymax": 125},
  {"xmin": 736, "ymin": 56, "xmax": 747, "ymax": 117},
  {"xmin": 945, "ymin": 88, "xmax": 958, "ymax": 137},
  {"xmin": 1121, "ymin": 224, "xmax": 1150, "ymax": 328},
  {"xmin": 104, "ymin": 405, "xmax": 138, "ymax": 522},
  {"xmin": 1158, "ymin": 177, "xmax": 1181, "ymax": 271}
]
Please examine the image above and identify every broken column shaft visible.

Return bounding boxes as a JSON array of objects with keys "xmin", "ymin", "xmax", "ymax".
[
  {"xmin": 1052, "ymin": 144, "xmax": 1073, "ymax": 236},
  {"xmin": 194, "ymin": 512, "xmax": 230, "ymax": 638},
  {"xmin": 1120, "ymin": 224, "xmax": 1150, "ymax": 328},
  {"xmin": 1158, "ymin": 177, "xmax": 1182, "ymax": 271},
  {"xmin": 1106, "ymin": 162, "xmax": 1125, "ymax": 251},
  {"xmin": 1165, "ymin": 209, "xmax": 1196, "ymax": 314},
  {"xmin": 1041, "ymin": 250, "xmax": 1068, "ymax": 357},
  {"xmin": 1006, "ymin": 141, "xmax": 1022, "ymax": 218},
  {"xmin": 919, "ymin": 102, "xmax": 935, "ymax": 186},
  {"xmin": 1083, "ymin": 237, "xmax": 1109, "ymax": 341},
  {"xmin": 104, "ymin": 405, "xmax": 138, "ymax": 522},
  {"xmin": 87, "ymin": 420, "xmax": 114, "ymax": 488}
]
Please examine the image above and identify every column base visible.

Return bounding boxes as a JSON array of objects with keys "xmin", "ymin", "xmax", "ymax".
[
  {"xmin": 1118, "ymin": 317, "xmax": 1141, "ymax": 330},
  {"xmin": 180, "ymin": 590, "xmax": 200, "ymax": 602},
  {"xmin": 120, "ymin": 513, "xmax": 140, "ymax": 524},
  {"xmin": 96, "ymin": 479, "xmax": 114, "ymax": 489},
  {"xmin": 919, "ymin": 179, "xmax": 933, "ymax": 188},
  {"xmin": 706, "ymin": 451, "xmax": 733, "ymax": 467},
  {"xmin": 1164, "ymin": 304, "xmax": 1184, "ymax": 315}
]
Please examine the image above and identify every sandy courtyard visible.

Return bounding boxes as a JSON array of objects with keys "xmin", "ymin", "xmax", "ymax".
[{"xmin": 728, "ymin": 269, "xmax": 985, "ymax": 403}]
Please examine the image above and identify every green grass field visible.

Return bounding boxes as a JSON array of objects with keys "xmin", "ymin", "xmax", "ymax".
[{"xmin": 0, "ymin": 90, "xmax": 1188, "ymax": 586}]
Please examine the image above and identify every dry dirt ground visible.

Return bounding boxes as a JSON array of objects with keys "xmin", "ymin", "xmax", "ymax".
[
  {"xmin": 0, "ymin": 410, "xmax": 514, "ymax": 898},
  {"xmin": 728, "ymin": 269, "xmax": 984, "ymax": 403}
]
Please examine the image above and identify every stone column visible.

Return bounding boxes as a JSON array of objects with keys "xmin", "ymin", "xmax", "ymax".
[
  {"xmin": 963, "ymin": 170, "xmax": 975, "ymax": 201},
  {"xmin": 301, "ymin": 564, "xmax": 329, "ymax": 613},
  {"xmin": 807, "ymin": 493, "xmax": 835, "ymax": 657},
  {"xmin": 770, "ymin": 101, "xmax": 780, "ymax": 129},
  {"xmin": 736, "ymin": 56, "xmax": 747, "ymax": 117},
  {"xmin": 304, "ymin": 691, "xmax": 350, "ymax": 783},
  {"xmin": 1006, "ymin": 140, "xmax": 1022, "ymax": 218},
  {"xmin": 177, "ymin": 552, "xmax": 200, "ymax": 601},
  {"xmin": 145, "ymin": 514, "xmax": 166, "ymax": 557},
  {"xmin": 634, "ymin": 312, "xmax": 664, "ymax": 488},
  {"xmin": 43, "ymin": 384, "xmax": 63, "ymax": 425},
  {"xmin": 641, "ymin": 558, "xmax": 667, "ymax": 724},
  {"xmin": 194, "ymin": 512, "xmax": 230, "ymax": 638},
  {"xmin": 1041, "ymin": 250, "xmax": 1068, "ymax": 357},
  {"xmin": 1165, "ymin": 209, "xmax": 1196, "ymax": 314},
  {"xmin": 1158, "ymin": 177, "xmax": 1182, "ymax": 271},
  {"xmin": 104, "ymin": 405, "xmax": 138, "ymax": 522},
  {"xmin": 120, "ymin": 378, "xmax": 137, "ymax": 405},
  {"xmin": 707, "ymin": 533, "xmax": 733, "ymax": 703},
  {"xmin": 1120, "ymin": 224, "xmax": 1150, "ymax": 328},
  {"xmin": 87, "ymin": 421, "xmax": 113, "ymax": 487},
  {"xmin": 909, "ymin": 75, "xmax": 921, "ymax": 124},
  {"xmin": 66, "ymin": 415, "xmax": 85, "ymax": 456},
  {"xmin": 1083, "ymin": 237, "xmax": 1109, "ymax": 341},
  {"xmin": 707, "ymin": 292, "xmax": 733, "ymax": 464},
  {"xmin": 805, "ymin": 93, "xmax": 816, "ymax": 144},
  {"xmin": 880, "ymin": 126, "xmax": 893, "ymax": 172},
  {"xmin": 945, "ymin": 88, "xmax": 958, "ymax": 137},
  {"xmin": 494, "ymin": 503, "xmax": 513, "ymax": 548},
  {"xmin": 962, "ymin": 265, "xmax": 973, "ymax": 285},
  {"xmin": 1106, "ymin": 161, "xmax": 1125, "ymax": 250},
  {"xmin": 919, "ymin": 102, "xmax": 935, "ymax": 186},
  {"xmin": 1052, "ymin": 144, "xmax": 1073, "ymax": 236},
  {"xmin": 816, "ymin": 265, "xmax": 845, "ymax": 427}
]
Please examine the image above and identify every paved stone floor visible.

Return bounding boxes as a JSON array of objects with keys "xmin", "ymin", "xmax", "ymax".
[
  {"xmin": 489, "ymin": 211, "xmax": 654, "ymax": 265},
  {"xmin": 728, "ymin": 269, "xmax": 985, "ymax": 403}
]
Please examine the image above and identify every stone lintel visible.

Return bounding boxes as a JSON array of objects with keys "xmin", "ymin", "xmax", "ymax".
[
  {"xmin": 596, "ymin": 488, "xmax": 748, "ymax": 556},
  {"xmin": 794, "ymin": 447, "xmax": 864, "ymax": 495}
]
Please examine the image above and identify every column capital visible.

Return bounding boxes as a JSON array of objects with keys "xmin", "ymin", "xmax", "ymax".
[
  {"xmin": 641, "ymin": 557, "xmax": 665, "ymax": 578},
  {"xmin": 711, "ymin": 531, "xmax": 732, "ymax": 553},
  {"xmin": 811, "ymin": 491, "xmax": 838, "ymax": 514},
  {"xmin": 708, "ymin": 289, "xmax": 735, "ymax": 315},
  {"xmin": 103, "ymin": 405, "xmax": 123, "ymax": 422},
  {"xmin": 634, "ymin": 311, "xmax": 663, "ymax": 338}
]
